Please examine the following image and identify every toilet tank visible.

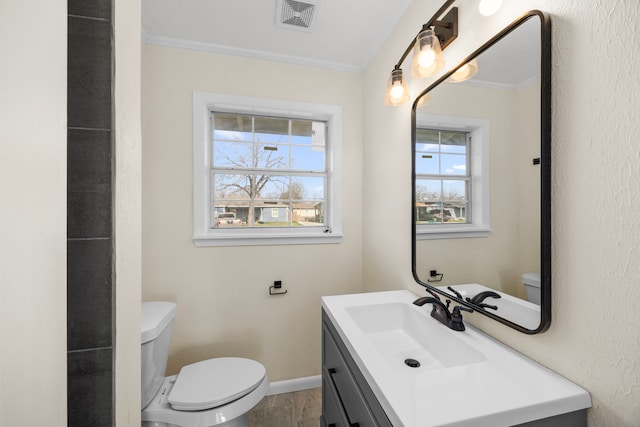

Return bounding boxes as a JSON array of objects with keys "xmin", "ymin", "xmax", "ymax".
[
  {"xmin": 141, "ymin": 301, "xmax": 177, "ymax": 409},
  {"xmin": 521, "ymin": 273, "xmax": 541, "ymax": 305}
]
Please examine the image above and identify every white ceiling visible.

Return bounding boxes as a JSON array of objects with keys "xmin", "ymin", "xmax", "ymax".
[
  {"xmin": 142, "ymin": 0, "xmax": 414, "ymax": 72},
  {"xmin": 471, "ymin": 16, "xmax": 540, "ymax": 87}
]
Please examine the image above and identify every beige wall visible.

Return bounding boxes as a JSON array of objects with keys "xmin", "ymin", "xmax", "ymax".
[
  {"xmin": 141, "ymin": 45, "xmax": 364, "ymax": 380},
  {"xmin": 0, "ymin": 0, "xmax": 67, "ymax": 425},
  {"xmin": 0, "ymin": 1, "xmax": 143, "ymax": 425},
  {"xmin": 363, "ymin": 0, "xmax": 640, "ymax": 425},
  {"xmin": 114, "ymin": 0, "xmax": 143, "ymax": 424},
  {"xmin": 414, "ymin": 82, "xmax": 524, "ymax": 295},
  {"xmin": 514, "ymin": 81, "xmax": 541, "ymax": 280}
]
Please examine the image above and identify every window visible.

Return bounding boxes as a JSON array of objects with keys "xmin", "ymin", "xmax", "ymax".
[
  {"xmin": 415, "ymin": 114, "xmax": 490, "ymax": 239},
  {"xmin": 193, "ymin": 92, "xmax": 342, "ymax": 246},
  {"xmin": 212, "ymin": 112, "xmax": 327, "ymax": 229},
  {"xmin": 415, "ymin": 128, "xmax": 470, "ymax": 225}
]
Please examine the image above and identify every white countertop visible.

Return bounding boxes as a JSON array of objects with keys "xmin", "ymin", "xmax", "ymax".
[{"xmin": 322, "ymin": 290, "xmax": 591, "ymax": 427}]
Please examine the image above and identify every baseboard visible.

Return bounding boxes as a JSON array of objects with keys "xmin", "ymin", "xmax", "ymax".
[{"xmin": 266, "ymin": 375, "xmax": 322, "ymax": 396}]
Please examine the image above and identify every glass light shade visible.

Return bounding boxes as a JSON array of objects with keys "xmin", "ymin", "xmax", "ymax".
[
  {"xmin": 411, "ymin": 28, "xmax": 445, "ymax": 78},
  {"xmin": 479, "ymin": 0, "xmax": 503, "ymax": 16},
  {"xmin": 447, "ymin": 59, "xmax": 479, "ymax": 83},
  {"xmin": 384, "ymin": 68, "xmax": 410, "ymax": 106},
  {"xmin": 415, "ymin": 93, "xmax": 431, "ymax": 108}
]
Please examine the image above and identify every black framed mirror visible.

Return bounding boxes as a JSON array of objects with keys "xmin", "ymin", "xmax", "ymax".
[{"xmin": 411, "ymin": 10, "xmax": 551, "ymax": 333}]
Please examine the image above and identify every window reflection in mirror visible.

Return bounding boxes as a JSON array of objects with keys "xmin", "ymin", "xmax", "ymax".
[{"xmin": 415, "ymin": 128, "xmax": 470, "ymax": 225}]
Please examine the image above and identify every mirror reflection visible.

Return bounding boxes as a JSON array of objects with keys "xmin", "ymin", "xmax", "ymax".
[{"xmin": 412, "ymin": 13, "xmax": 549, "ymax": 332}]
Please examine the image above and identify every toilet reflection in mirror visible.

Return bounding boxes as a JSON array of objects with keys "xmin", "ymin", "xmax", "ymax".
[{"xmin": 412, "ymin": 12, "xmax": 550, "ymax": 333}]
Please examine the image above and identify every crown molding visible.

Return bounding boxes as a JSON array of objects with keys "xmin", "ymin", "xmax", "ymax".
[
  {"xmin": 455, "ymin": 73, "xmax": 541, "ymax": 90},
  {"xmin": 142, "ymin": 32, "xmax": 363, "ymax": 73}
]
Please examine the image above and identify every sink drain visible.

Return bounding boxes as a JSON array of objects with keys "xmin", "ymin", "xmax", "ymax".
[{"xmin": 404, "ymin": 358, "xmax": 420, "ymax": 368}]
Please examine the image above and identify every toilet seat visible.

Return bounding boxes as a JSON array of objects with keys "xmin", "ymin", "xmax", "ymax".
[
  {"xmin": 141, "ymin": 371, "xmax": 270, "ymax": 427},
  {"xmin": 168, "ymin": 357, "xmax": 266, "ymax": 411}
]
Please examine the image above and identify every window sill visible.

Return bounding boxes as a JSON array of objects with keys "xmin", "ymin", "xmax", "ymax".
[
  {"xmin": 416, "ymin": 225, "xmax": 491, "ymax": 240},
  {"xmin": 193, "ymin": 230, "xmax": 343, "ymax": 247}
]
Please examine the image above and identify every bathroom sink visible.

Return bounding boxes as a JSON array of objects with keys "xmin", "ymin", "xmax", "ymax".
[
  {"xmin": 346, "ymin": 302, "xmax": 486, "ymax": 370},
  {"xmin": 322, "ymin": 290, "xmax": 591, "ymax": 426}
]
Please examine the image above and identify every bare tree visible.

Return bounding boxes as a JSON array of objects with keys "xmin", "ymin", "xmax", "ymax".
[
  {"xmin": 216, "ymin": 144, "xmax": 287, "ymax": 226},
  {"xmin": 415, "ymin": 184, "xmax": 438, "ymax": 202},
  {"xmin": 278, "ymin": 181, "xmax": 306, "ymax": 201},
  {"xmin": 415, "ymin": 185, "xmax": 465, "ymax": 202}
]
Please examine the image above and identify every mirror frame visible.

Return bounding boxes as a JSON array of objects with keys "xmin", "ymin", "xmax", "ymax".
[{"xmin": 411, "ymin": 10, "xmax": 551, "ymax": 334}]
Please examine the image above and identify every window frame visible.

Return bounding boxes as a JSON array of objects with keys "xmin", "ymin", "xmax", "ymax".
[
  {"xmin": 415, "ymin": 128, "xmax": 472, "ymax": 225},
  {"xmin": 193, "ymin": 92, "xmax": 343, "ymax": 247},
  {"xmin": 414, "ymin": 114, "xmax": 491, "ymax": 240}
]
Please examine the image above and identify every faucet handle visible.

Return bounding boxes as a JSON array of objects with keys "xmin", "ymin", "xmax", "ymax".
[
  {"xmin": 447, "ymin": 286, "xmax": 463, "ymax": 299},
  {"xmin": 453, "ymin": 305, "xmax": 474, "ymax": 314},
  {"xmin": 467, "ymin": 290, "xmax": 501, "ymax": 305},
  {"xmin": 413, "ymin": 296, "xmax": 440, "ymax": 306},
  {"xmin": 449, "ymin": 305, "xmax": 474, "ymax": 331},
  {"xmin": 425, "ymin": 288, "xmax": 441, "ymax": 301}
]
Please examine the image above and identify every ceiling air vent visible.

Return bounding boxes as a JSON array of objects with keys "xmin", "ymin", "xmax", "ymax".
[{"xmin": 276, "ymin": 0, "xmax": 318, "ymax": 31}]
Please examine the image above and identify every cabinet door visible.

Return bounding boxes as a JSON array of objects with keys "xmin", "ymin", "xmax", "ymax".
[
  {"xmin": 322, "ymin": 376, "xmax": 352, "ymax": 427},
  {"xmin": 322, "ymin": 311, "xmax": 393, "ymax": 427},
  {"xmin": 323, "ymin": 329, "xmax": 377, "ymax": 426}
]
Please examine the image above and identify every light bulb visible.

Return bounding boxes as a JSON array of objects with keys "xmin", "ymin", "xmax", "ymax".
[
  {"xmin": 479, "ymin": 0, "xmax": 502, "ymax": 16},
  {"xmin": 418, "ymin": 49, "xmax": 436, "ymax": 68},
  {"xmin": 390, "ymin": 83, "xmax": 405, "ymax": 100},
  {"xmin": 384, "ymin": 67, "xmax": 410, "ymax": 106},
  {"xmin": 411, "ymin": 28, "xmax": 445, "ymax": 78}
]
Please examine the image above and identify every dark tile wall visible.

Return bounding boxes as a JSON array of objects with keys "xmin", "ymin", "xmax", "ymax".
[{"xmin": 67, "ymin": 0, "xmax": 114, "ymax": 425}]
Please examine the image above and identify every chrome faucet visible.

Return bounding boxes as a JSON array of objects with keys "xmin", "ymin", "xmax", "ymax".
[{"xmin": 413, "ymin": 293, "xmax": 473, "ymax": 331}]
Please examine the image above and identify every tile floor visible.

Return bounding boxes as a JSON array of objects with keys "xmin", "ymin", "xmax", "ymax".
[{"xmin": 249, "ymin": 387, "xmax": 322, "ymax": 427}]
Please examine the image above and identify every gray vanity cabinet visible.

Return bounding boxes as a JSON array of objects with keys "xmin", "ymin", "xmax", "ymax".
[
  {"xmin": 321, "ymin": 310, "xmax": 392, "ymax": 427},
  {"xmin": 321, "ymin": 308, "xmax": 587, "ymax": 427}
]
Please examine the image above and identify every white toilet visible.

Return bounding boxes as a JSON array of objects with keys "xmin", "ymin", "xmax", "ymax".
[
  {"xmin": 141, "ymin": 302, "xmax": 269, "ymax": 427},
  {"xmin": 521, "ymin": 272, "xmax": 541, "ymax": 305}
]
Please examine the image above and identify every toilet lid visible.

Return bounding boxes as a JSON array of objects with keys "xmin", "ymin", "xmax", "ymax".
[{"xmin": 168, "ymin": 357, "xmax": 266, "ymax": 411}]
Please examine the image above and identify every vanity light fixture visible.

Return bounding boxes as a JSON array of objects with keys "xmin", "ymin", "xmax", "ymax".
[
  {"xmin": 411, "ymin": 25, "xmax": 452, "ymax": 78},
  {"xmin": 478, "ymin": 0, "xmax": 503, "ymax": 16},
  {"xmin": 384, "ymin": 66, "xmax": 410, "ymax": 106},
  {"xmin": 447, "ymin": 58, "xmax": 479, "ymax": 82},
  {"xmin": 384, "ymin": 0, "xmax": 458, "ymax": 106}
]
